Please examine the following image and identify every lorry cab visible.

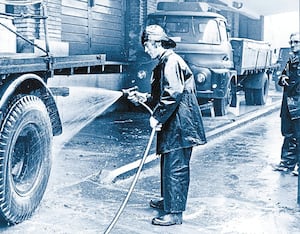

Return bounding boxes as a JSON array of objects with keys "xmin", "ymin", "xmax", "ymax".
[
  {"xmin": 130, "ymin": 2, "xmax": 237, "ymax": 116},
  {"xmin": 147, "ymin": 11, "xmax": 233, "ymax": 70},
  {"xmin": 147, "ymin": 10, "xmax": 235, "ymax": 97}
]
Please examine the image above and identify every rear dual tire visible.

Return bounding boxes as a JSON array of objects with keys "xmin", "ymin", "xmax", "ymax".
[
  {"xmin": 244, "ymin": 73, "xmax": 269, "ymax": 105},
  {"xmin": 245, "ymin": 78, "xmax": 269, "ymax": 105}
]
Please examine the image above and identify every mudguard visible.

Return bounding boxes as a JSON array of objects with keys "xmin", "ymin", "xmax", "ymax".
[{"xmin": 0, "ymin": 73, "xmax": 62, "ymax": 136}]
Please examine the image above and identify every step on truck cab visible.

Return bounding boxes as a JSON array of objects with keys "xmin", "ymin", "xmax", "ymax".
[{"xmin": 129, "ymin": 2, "xmax": 272, "ymax": 116}]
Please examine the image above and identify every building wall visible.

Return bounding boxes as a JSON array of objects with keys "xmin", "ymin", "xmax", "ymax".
[
  {"xmin": 61, "ymin": 0, "xmax": 126, "ymax": 60},
  {"xmin": 0, "ymin": 0, "xmax": 130, "ymax": 58},
  {"xmin": 1, "ymin": 1, "xmax": 62, "ymax": 53},
  {"xmin": 1, "ymin": 0, "xmax": 129, "ymax": 59},
  {"xmin": 126, "ymin": 0, "xmax": 157, "ymax": 62},
  {"xmin": 53, "ymin": 0, "xmax": 157, "ymax": 60},
  {"xmin": 46, "ymin": 0, "xmax": 62, "ymax": 41},
  {"xmin": 1, "ymin": 0, "xmax": 264, "ymax": 59},
  {"xmin": 239, "ymin": 15, "xmax": 264, "ymax": 40},
  {"xmin": 0, "ymin": 0, "xmax": 159, "ymax": 61}
]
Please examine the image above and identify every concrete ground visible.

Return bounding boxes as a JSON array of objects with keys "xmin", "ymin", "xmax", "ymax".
[{"xmin": 1, "ymin": 87, "xmax": 300, "ymax": 233}]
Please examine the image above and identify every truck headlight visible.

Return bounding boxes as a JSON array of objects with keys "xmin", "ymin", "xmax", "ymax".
[
  {"xmin": 137, "ymin": 70, "xmax": 147, "ymax": 79},
  {"xmin": 194, "ymin": 68, "xmax": 211, "ymax": 84},
  {"xmin": 196, "ymin": 72, "xmax": 206, "ymax": 83}
]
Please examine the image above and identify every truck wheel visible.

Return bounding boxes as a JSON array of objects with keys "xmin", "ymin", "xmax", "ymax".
[
  {"xmin": 213, "ymin": 81, "xmax": 235, "ymax": 116},
  {"xmin": 253, "ymin": 76, "xmax": 269, "ymax": 105},
  {"xmin": 244, "ymin": 88, "xmax": 255, "ymax": 105},
  {"xmin": 0, "ymin": 95, "xmax": 52, "ymax": 224},
  {"xmin": 213, "ymin": 98, "xmax": 227, "ymax": 116},
  {"xmin": 244, "ymin": 73, "xmax": 269, "ymax": 105}
]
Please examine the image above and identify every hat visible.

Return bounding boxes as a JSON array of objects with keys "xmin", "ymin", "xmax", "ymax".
[
  {"xmin": 290, "ymin": 32, "xmax": 300, "ymax": 40},
  {"xmin": 141, "ymin": 25, "xmax": 176, "ymax": 48}
]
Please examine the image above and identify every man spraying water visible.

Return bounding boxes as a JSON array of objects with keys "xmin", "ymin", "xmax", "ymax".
[{"xmin": 127, "ymin": 25, "xmax": 207, "ymax": 226}]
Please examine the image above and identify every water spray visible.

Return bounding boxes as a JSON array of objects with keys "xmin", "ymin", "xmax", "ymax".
[{"xmin": 104, "ymin": 87, "xmax": 156, "ymax": 233}]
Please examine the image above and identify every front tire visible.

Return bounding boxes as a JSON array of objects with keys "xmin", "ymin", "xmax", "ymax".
[
  {"xmin": 213, "ymin": 98, "xmax": 227, "ymax": 116},
  {"xmin": 214, "ymin": 80, "xmax": 236, "ymax": 116},
  {"xmin": 0, "ymin": 95, "xmax": 52, "ymax": 224}
]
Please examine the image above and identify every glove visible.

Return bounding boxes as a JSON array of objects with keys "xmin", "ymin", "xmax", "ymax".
[
  {"xmin": 279, "ymin": 75, "xmax": 289, "ymax": 86},
  {"xmin": 127, "ymin": 91, "xmax": 148, "ymax": 105},
  {"xmin": 150, "ymin": 116, "xmax": 162, "ymax": 131}
]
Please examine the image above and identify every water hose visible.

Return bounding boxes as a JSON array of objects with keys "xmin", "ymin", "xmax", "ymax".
[{"xmin": 104, "ymin": 92, "xmax": 155, "ymax": 233}]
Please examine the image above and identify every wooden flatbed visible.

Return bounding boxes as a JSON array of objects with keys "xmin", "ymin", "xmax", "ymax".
[{"xmin": 0, "ymin": 53, "xmax": 126, "ymax": 76}]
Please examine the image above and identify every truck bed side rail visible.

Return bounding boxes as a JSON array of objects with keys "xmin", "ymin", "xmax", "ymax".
[{"xmin": 0, "ymin": 53, "xmax": 127, "ymax": 77}]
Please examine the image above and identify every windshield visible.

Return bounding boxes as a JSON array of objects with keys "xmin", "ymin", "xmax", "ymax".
[{"xmin": 147, "ymin": 15, "xmax": 222, "ymax": 44}]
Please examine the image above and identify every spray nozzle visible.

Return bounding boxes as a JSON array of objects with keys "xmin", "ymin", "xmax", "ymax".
[
  {"xmin": 122, "ymin": 86, "xmax": 152, "ymax": 114},
  {"xmin": 122, "ymin": 86, "xmax": 138, "ymax": 97}
]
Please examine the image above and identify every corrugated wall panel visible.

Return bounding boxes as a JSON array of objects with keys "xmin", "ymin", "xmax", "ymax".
[
  {"xmin": 61, "ymin": 0, "xmax": 125, "ymax": 60},
  {"xmin": 90, "ymin": 0, "xmax": 125, "ymax": 60},
  {"xmin": 61, "ymin": 0, "xmax": 89, "ymax": 54}
]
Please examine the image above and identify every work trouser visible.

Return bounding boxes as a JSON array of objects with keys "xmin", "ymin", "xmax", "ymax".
[
  {"xmin": 161, "ymin": 147, "xmax": 192, "ymax": 213},
  {"xmin": 281, "ymin": 116, "xmax": 300, "ymax": 169}
]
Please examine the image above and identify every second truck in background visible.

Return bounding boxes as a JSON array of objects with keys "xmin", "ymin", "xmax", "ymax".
[{"xmin": 128, "ymin": 1, "xmax": 273, "ymax": 116}]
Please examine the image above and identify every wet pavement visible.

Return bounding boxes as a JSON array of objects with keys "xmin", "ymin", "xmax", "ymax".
[{"xmin": 1, "ymin": 88, "xmax": 300, "ymax": 233}]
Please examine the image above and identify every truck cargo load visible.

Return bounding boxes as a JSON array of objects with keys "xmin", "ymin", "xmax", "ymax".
[{"xmin": 230, "ymin": 38, "xmax": 272, "ymax": 75}]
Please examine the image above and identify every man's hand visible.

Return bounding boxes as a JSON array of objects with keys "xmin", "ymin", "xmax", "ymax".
[
  {"xmin": 280, "ymin": 75, "xmax": 289, "ymax": 86},
  {"xmin": 127, "ymin": 91, "xmax": 148, "ymax": 105},
  {"xmin": 149, "ymin": 116, "xmax": 162, "ymax": 131}
]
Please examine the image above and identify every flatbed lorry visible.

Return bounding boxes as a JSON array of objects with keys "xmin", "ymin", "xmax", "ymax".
[{"xmin": 0, "ymin": 3, "xmax": 125, "ymax": 224}]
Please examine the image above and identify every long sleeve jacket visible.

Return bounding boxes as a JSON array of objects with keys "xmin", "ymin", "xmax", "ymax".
[
  {"xmin": 279, "ymin": 54, "xmax": 300, "ymax": 119},
  {"xmin": 149, "ymin": 49, "xmax": 206, "ymax": 154}
]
